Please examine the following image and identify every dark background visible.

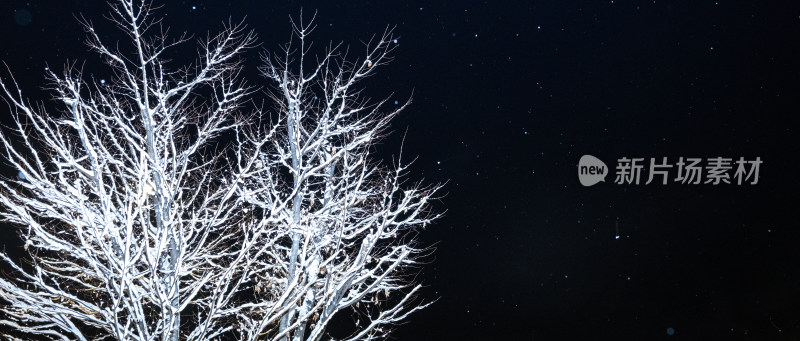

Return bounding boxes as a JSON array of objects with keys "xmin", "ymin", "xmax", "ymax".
[{"xmin": 2, "ymin": 0, "xmax": 800, "ymax": 340}]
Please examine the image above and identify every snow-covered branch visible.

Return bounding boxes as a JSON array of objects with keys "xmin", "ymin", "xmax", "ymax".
[{"xmin": 0, "ymin": 2, "xmax": 440, "ymax": 340}]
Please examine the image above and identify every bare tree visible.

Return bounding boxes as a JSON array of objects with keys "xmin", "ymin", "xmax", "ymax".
[{"xmin": 0, "ymin": 1, "xmax": 440, "ymax": 340}]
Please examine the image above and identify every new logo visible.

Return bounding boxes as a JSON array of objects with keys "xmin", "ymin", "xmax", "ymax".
[{"xmin": 578, "ymin": 155, "xmax": 608, "ymax": 186}]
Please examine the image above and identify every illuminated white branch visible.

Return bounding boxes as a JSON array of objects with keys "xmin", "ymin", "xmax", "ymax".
[{"xmin": 0, "ymin": 2, "xmax": 440, "ymax": 340}]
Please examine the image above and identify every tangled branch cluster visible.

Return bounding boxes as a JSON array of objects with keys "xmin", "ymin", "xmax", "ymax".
[{"xmin": 0, "ymin": 1, "xmax": 441, "ymax": 340}]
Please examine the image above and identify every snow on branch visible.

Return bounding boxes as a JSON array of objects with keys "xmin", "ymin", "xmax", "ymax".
[{"xmin": 0, "ymin": 1, "xmax": 441, "ymax": 340}]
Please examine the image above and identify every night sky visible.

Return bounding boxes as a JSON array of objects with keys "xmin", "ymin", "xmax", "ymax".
[{"xmin": 2, "ymin": 0, "xmax": 800, "ymax": 340}]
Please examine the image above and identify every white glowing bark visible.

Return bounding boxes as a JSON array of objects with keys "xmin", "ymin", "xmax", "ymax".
[
  {"xmin": 257, "ymin": 17, "xmax": 441, "ymax": 341},
  {"xmin": 0, "ymin": 1, "xmax": 440, "ymax": 340}
]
